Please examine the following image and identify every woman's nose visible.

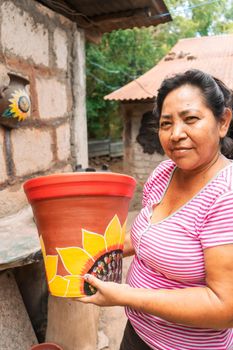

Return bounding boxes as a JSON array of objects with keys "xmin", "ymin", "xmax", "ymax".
[{"xmin": 170, "ymin": 122, "xmax": 187, "ymax": 141}]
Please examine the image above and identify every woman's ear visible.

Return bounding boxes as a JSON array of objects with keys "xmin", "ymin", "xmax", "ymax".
[{"xmin": 219, "ymin": 108, "xmax": 232, "ymax": 138}]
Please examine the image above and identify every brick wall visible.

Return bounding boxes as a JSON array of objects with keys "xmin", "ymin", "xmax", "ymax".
[{"xmin": 0, "ymin": 0, "xmax": 85, "ymax": 218}]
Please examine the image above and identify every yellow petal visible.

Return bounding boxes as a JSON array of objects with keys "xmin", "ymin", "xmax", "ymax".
[
  {"xmin": 57, "ymin": 247, "xmax": 93, "ymax": 275},
  {"xmin": 104, "ymin": 215, "xmax": 122, "ymax": 251},
  {"xmin": 82, "ymin": 229, "xmax": 106, "ymax": 258},
  {"xmin": 39, "ymin": 235, "xmax": 46, "ymax": 260},
  {"xmin": 45, "ymin": 255, "xmax": 58, "ymax": 282},
  {"xmin": 48, "ymin": 275, "xmax": 69, "ymax": 297},
  {"xmin": 119, "ymin": 219, "xmax": 127, "ymax": 249},
  {"xmin": 64, "ymin": 275, "xmax": 83, "ymax": 297}
]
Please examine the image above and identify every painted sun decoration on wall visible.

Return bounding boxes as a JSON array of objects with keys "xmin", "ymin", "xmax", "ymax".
[
  {"xmin": 2, "ymin": 89, "xmax": 31, "ymax": 121},
  {"xmin": 40, "ymin": 215, "xmax": 126, "ymax": 297}
]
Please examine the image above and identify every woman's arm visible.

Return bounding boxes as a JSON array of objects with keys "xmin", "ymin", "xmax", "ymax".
[
  {"xmin": 123, "ymin": 230, "xmax": 135, "ymax": 257},
  {"xmin": 80, "ymin": 244, "xmax": 233, "ymax": 329}
]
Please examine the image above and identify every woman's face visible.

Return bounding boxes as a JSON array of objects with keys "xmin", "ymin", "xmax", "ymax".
[{"xmin": 158, "ymin": 84, "xmax": 229, "ymax": 172}]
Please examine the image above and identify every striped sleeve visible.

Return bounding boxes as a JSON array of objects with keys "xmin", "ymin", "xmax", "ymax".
[
  {"xmin": 142, "ymin": 169, "xmax": 157, "ymax": 207},
  {"xmin": 199, "ymin": 191, "xmax": 233, "ymax": 249},
  {"xmin": 142, "ymin": 160, "xmax": 175, "ymax": 207}
]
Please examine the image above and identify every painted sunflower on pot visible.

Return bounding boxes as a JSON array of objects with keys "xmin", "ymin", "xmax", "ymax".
[{"xmin": 40, "ymin": 214, "xmax": 126, "ymax": 298}]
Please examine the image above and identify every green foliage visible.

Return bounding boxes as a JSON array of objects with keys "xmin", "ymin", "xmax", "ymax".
[
  {"xmin": 86, "ymin": 0, "xmax": 233, "ymax": 140},
  {"xmin": 86, "ymin": 27, "xmax": 161, "ymax": 139}
]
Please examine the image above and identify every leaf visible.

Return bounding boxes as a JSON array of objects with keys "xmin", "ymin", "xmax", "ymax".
[{"xmin": 2, "ymin": 108, "xmax": 13, "ymax": 118}]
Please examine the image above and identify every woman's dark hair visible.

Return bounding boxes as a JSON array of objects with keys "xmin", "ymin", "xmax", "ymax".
[{"xmin": 155, "ymin": 69, "xmax": 233, "ymax": 158}]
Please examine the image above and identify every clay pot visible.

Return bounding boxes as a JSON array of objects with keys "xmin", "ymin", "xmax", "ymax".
[
  {"xmin": 30, "ymin": 343, "xmax": 63, "ymax": 350},
  {"xmin": 0, "ymin": 73, "xmax": 31, "ymax": 128},
  {"xmin": 24, "ymin": 172, "xmax": 136, "ymax": 297}
]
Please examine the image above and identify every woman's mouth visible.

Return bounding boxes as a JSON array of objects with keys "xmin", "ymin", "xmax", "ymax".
[{"xmin": 171, "ymin": 147, "xmax": 192, "ymax": 154}]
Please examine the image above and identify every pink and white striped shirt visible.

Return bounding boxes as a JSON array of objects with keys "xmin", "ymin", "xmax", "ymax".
[{"xmin": 126, "ymin": 159, "xmax": 233, "ymax": 350}]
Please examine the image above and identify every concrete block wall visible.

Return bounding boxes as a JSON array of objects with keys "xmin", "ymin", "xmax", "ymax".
[
  {"xmin": 0, "ymin": 0, "xmax": 77, "ymax": 218},
  {"xmin": 123, "ymin": 102, "xmax": 166, "ymax": 186}
]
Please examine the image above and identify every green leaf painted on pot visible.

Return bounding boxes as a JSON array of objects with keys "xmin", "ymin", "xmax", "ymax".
[{"xmin": 2, "ymin": 108, "xmax": 14, "ymax": 118}]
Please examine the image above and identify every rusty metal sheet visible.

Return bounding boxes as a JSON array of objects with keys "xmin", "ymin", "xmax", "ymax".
[
  {"xmin": 37, "ymin": 0, "xmax": 171, "ymax": 33},
  {"xmin": 105, "ymin": 34, "xmax": 233, "ymax": 101}
]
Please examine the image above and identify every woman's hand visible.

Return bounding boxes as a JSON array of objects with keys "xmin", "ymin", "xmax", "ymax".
[{"xmin": 78, "ymin": 274, "xmax": 132, "ymax": 307}]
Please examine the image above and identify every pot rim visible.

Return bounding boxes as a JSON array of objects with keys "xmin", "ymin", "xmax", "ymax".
[{"xmin": 24, "ymin": 172, "xmax": 136, "ymax": 202}]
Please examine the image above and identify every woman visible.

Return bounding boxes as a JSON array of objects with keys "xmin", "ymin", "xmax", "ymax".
[{"xmin": 80, "ymin": 69, "xmax": 233, "ymax": 349}]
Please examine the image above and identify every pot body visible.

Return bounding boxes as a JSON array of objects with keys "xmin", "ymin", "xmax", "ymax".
[{"xmin": 24, "ymin": 173, "xmax": 136, "ymax": 297}]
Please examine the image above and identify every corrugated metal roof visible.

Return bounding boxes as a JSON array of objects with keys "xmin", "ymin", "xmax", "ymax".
[
  {"xmin": 105, "ymin": 34, "xmax": 233, "ymax": 101},
  {"xmin": 37, "ymin": 0, "xmax": 171, "ymax": 36}
]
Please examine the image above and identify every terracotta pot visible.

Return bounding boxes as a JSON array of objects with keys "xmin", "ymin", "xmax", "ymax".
[
  {"xmin": 0, "ymin": 73, "xmax": 31, "ymax": 129},
  {"xmin": 24, "ymin": 172, "xmax": 136, "ymax": 297},
  {"xmin": 30, "ymin": 343, "xmax": 63, "ymax": 350}
]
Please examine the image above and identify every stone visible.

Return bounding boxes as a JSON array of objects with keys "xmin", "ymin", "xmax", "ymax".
[
  {"xmin": 36, "ymin": 77, "xmax": 68, "ymax": 119},
  {"xmin": 53, "ymin": 28, "xmax": 68, "ymax": 70},
  {"xmin": 0, "ymin": 271, "xmax": 38, "ymax": 350},
  {"xmin": 0, "ymin": 185, "xmax": 27, "ymax": 218},
  {"xmin": 11, "ymin": 128, "xmax": 53, "ymax": 176},
  {"xmin": 46, "ymin": 296, "xmax": 99, "ymax": 350},
  {"xmin": 56, "ymin": 123, "xmax": 71, "ymax": 161},
  {"xmin": 0, "ymin": 206, "xmax": 40, "ymax": 268},
  {"xmin": 0, "ymin": 128, "xmax": 7, "ymax": 184},
  {"xmin": 97, "ymin": 330, "xmax": 109, "ymax": 350},
  {"xmin": 1, "ymin": 2, "xmax": 49, "ymax": 66}
]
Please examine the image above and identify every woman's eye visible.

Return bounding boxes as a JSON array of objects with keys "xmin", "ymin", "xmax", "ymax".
[
  {"xmin": 186, "ymin": 116, "xmax": 199, "ymax": 123},
  {"xmin": 159, "ymin": 121, "xmax": 172, "ymax": 128}
]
